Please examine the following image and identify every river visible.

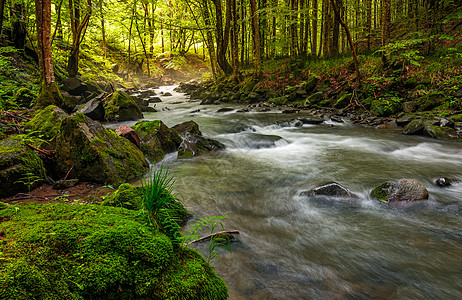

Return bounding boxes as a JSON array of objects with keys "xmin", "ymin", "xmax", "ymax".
[{"xmin": 113, "ymin": 85, "xmax": 462, "ymax": 299}]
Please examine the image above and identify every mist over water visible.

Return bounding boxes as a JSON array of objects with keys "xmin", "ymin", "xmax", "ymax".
[{"xmin": 121, "ymin": 86, "xmax": 462, "ymax": 299}]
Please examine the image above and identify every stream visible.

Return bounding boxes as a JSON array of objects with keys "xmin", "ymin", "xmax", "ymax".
[{"xmin": 111, "ymin": 85, "xmax": 462, "ymax": 299}]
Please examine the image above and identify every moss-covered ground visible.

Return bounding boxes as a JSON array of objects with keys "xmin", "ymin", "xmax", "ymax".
[{"xmin": 0, "ymin": 202, "xmax": 228, "ymax": 299}]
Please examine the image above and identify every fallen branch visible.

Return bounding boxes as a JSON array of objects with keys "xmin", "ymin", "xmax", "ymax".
[
  {"xmin": 101, "ymin": 92, "xmax": 114, "ymax": 102},
  {"xmin": 25, "ymin": 143, "xmax": 55, "ymax": 159},
  {"xmin": 63, "ymin": 165, "xmax": 75, "ymax": 181},
  {"xmin": 185, "ymin": 230, "xmax": 240, "ymax": 246}
]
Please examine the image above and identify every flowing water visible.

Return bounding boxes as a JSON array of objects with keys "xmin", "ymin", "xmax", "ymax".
[{"xmin": 113, "ymin": 86, "xmax": 462, "ymax": 299}]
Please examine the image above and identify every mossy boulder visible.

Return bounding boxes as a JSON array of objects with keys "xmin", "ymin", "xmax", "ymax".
[
  {"xmin": 24, "ymin": 105, "xmax": 69, "ymax": 141},
  {"xmin": 334, "ymin": 93, "xmax": 351, "ymax": 109},
  {"xmin": 371, "ymin": 98, "xmax": 402, "ymax": 117},
  {"xmin": 370, "ymin": 178, "xmax": 429, "ymax": 203},
  {"xmin": 178, "ymin": 134, "xmax": 226, "ymax": 159},
  {"xmin": 172, "ymin": 120, "xmax": 202, "ymax": 137},
  {"xmin": 268, "ymin": 96, "xmax": 288, "ymax": 106},
  {"xmin": 0, "ymin": 203, "xmax": 228, "ymax": 299},
  {"xmin": 0, "ymin": 136, "xmax": 46, "ymax": 198},
  {"xmin": 305, "ymin": 92, "xmax": 324, "ymax": 105},
  {"xmin": 304, "ymin": 182, "xmax": 358, "ymax": 198},
  {"xmin": 55, "ymin": 113, "xmax": 149, "ymax": 185},
  {"xmin": 132, "ymin": 120, "xmax": 183, "ymax": 163},
  {"xmin": 103, "ymin": 91, "xmax": 143, "ymax": 122},
  {"xmin": 403, "ymin": 118, "xmax": 462, "ymax": 141}
]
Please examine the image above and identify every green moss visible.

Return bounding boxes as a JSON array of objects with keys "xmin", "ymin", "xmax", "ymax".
[
  {"xmin": 0, "ymin": 203, "xmax": 227, "ymax": 299},
  {"xmin": 103, "ymin": 91, "xmax": 142, "ymax": 122},
  {"xmin": 0, "ymin": 136, "xmax": 46, "ymax": 197},
  {"xmin": 56, "ymin": 115, "xmax": 148, "ymax": 185},
  {"xmin": 24, "ymin": 105, "xmax": 68, "ymax": 141},
  {"xmin": 13, "ymin": 87, "xmax": 36, "ymax": 108},
  {"xmin": 370, "ymin": 181, "xmax": 392, "ymax": 202},
  {"xmin": 102, "ymin": 183, "xmax": 142, "ymax": 210}
]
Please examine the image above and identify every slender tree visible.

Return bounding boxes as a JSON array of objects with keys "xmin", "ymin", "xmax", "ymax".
[
  {"xmin": 35, "ymin": 0, "xmax": 63, "ymax": 108},
  {"xmin": 249, "ymin": 0, "xmax": 262, "ymax": 77},
  {"xmin": 67, "ymin": 0, "xmax": 92, "ymax": 77},
  {"xmin": 381, "ymin": 0, "xmax": 391, "ymax": 65}
]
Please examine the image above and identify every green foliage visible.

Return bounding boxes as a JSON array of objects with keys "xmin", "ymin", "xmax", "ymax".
[
  {"xmin": 139, "ymin": 164, "xmax": 183, "ymax": 246},
  {"xmin": 377, "ymin": 38, "xmax": 427, "ymax": 66},
  {"xmin": 183, "ymin": 216, "xmax": 231, "ymax": 263},
  {"xmin": 0, "ymin": 203, "xmax": 228, "ymax": 299}
]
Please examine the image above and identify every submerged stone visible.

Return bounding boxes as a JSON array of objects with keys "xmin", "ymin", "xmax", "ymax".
[
  {"xmin": 178, "ymin": 134, "xmax": 225, "ymax": 159},
  {"xmin": 370, "ymin": 178, "xmax": 429, "ymax": 203},
  {"xmin": 172, "ymin": 120, "xmax": 202, "ymax": 137},
  {"xmin": 55, "ymin": 114, "xmax": 148, "ymax": 185},
  {"xmin": 303, "ymin": 182, "xmax": 358, "ymax": 198}
]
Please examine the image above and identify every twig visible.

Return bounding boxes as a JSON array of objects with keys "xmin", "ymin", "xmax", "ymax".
[
  {"xmin": 101, "ymin": 92, "xmax": 114, "ymax": 102},
  {"xmin": 185, "ymin": 230, "xmax": 240, "ymax": 246},
  {"xmin": 63, "ymin": 165, "xmax": 75, "ymax": 181}
]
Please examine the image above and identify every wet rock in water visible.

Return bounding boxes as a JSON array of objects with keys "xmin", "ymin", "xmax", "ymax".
[
  {"xmin": 217, "ymin": 107, "xmax": 234, "ymax": 113},
  {"xmin": 282, "ymin": 109, "xmax": 300, "ymax": 114},
  {"xmin": 275, "ymin": 119, "xmax": 303, "ymax": 128},
  {"xmin": 370, "ymin": 178, "xmax": 429, "ymax": 203},
  {"xmin": 178, "ymin": 134, "xmax": 226, "ymax": 158},
  {"xmin": 243, "ymin": 133, "xmax": 285, "ymax": 149},
  {"xmin": 139, "ymin": 105, "xmax": 157, "ymax": 112},
  {"xmin": 298, "ymin": 116, "xmax": 324, "ymax": 125},
  {"xmin": 236, "ymin": 108, "xmax": 249, "ymax": 113},
  {"xmin": 115, "ymin": 125, "xmax": 141, "ymax": 148},
  {"xmin": 162, "ymin": 92, "xmax": 172, "ymax": 97},
  {"xmin": 52, "ymin": 179, "xmax": 79, "ymax": 190},
  {"xmin": 55, "ymin": 114, "xmax": 148, "ymax": 185},
  {"xmin": 302, "ymin": 182, "xmax": 358, "ymax": 198},
  {"xmin": 103, "ymin": 91, "xmax": 143, "ymax": 122},
  {"xmin": 78, "ymin": 96, "xmax": 105, "ymax": 121},
  {"xmin": 330, "ymin": 116, "xmax": 344, "ymax": 123},
  {"xmin": 231, "ymin": 125, "xmax": 256, "ymax": 133},
  {"xmin": 435, "ymin": 177, "xmax": 457, "ymax": 187},
  {"xmin": 172, "ymin": 120, "xmax": 202, "ymax": 137},
  {"xmin": 132, "ymin": 120, "xmax": 183, "ymax": 163},
  {"xmin": 148, "ymin": 96, "xmax": 162, "ymax": 103},
  {"xmin": 0, "ymin": 137, "xmax": 47, "ymax": 198},
  {"xmin": 403, "ymin": 118, "xmax": 462, "ymax": 141}
]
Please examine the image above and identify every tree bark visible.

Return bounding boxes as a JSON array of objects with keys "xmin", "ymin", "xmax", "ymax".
[
  {"xmin": 311, "ymin": 0, "xmax": 318, "ymax": 56},
  {"xmin": 381, "ymin": 0, "xmax": 391, "ymax": 65},
  {"xmin": 12, "ymin": 2, "xmax": 27, "ymax": 50},
  {"xmin": 100, "ymin": 2, "xmax": 106, "ymax": 57},
  {"xmin": 249, "ymin": 0, "xmax": 262, "ymax": 77},
  {"xmin": 329, "ymin": 0, "xmax": 361, "ymax": 87},
  {"xmin": 213, "ymin": 0, "xmax": 233, "ymax": 75},
  {"xmin": 0, "ymin": 0, "xmax": 5, "ymax": 40},
  {"xmin": 67, "ymin": 0, "xmax": 92, "ymax": 78},
  {"xmin": 230, "ymin": 0, "xmax": 240, "ymax": 77},
  {"xmin": 35, "ymin": 0, "xmax": 63, "ymax": 108}
]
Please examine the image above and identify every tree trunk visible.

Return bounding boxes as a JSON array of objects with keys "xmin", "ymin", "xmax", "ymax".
[
  {"xmin": 331, "ymin": 0, "xmax": 340, "ymax": 55},
  {"xmin": 214, "ymin": 0, "xmax": 233, "ymax": 75},
  {"xmin": 249, "ymin": 0, "xmax": 262, "ymax": 77},
  {"xmin": 201, "ymin": 1, "xmax": 218, "ymax": 78},
  {"xmin": 12, "ymin": 2, "xmax": 27, "ymax": 50},
  {"xmin": 100, "ymin": 3, "xmax": 106, "ymax": 57},
  {"xmin": 381, "ymin": 0, "xmax": 391, "ymax": 65},
  {"xmin": 35, "ymin": 0, "xmax": 63, "ymax": 108},
  {"xmin": 67, "ymin": 0, "xmax": 92, "ymax": 78},
  {"xmin": 311, "ymin": 0, "xmax": 318, "ymax": 55},
  {"xmin": 329, "ymin": 0, "xmax": 361, "ymax": 87},
  {"xmin": 230, "ymin": 0, "xmax": 240, "ymax": 77},
  {"xmin": 0, "ymin": 0, "xmax": 5, "ymax": 41},
  {"xmin": 366, "ymin": 0, "xmax": 371, "ymax": 51}
]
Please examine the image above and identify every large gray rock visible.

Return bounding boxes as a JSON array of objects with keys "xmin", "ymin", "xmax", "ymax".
[
  {"xmin": 55, "ymin": 114, "xmax": 148, "ymax": 185},
  {"xmin": 370, "ymin": 178, "xmax": 429, "ymax": 203},
  {"xmin": 0, "ymin": 137, "xmax": 46, "ymax": 198},
  {"xmin": 78, "ymin": 95, "xmax": 105, "ymax": 121}
]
